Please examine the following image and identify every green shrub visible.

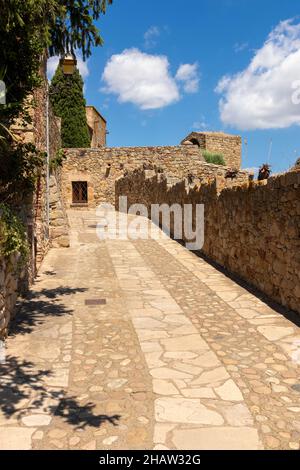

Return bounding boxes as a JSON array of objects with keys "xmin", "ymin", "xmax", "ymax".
[
  {"xmin": 0, "ymin": 203, "xmax": 29, "ymax": 265},
  {"xmin": 50, "ymin": 148, "xmax": 67, "ymax": 172},
  {"xmin": 203, "ymin": 150, "xmax": 226, "ymax": 166}
]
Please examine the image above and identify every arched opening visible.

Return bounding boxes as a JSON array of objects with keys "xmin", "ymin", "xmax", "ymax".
[{"xmin": 189, "ymin": 138, "xmax": 200, "ymax": 147}]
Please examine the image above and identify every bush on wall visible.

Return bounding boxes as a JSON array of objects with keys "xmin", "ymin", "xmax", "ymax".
[
  {"xmin": 203, "ymin": 150, "xmax": 226, "ymax": 166},
  {"xmin": 0, "ymin": 203, "xmax": 29, "ymax": 265}
]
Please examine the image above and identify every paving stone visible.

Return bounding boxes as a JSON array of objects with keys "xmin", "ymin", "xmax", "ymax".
[
  {"xmin": 164, "ymin": 351, "xmax": 198, "ymax": 360},
  {"xmin": 215, "ymin": 379, "xmax": 244, "ymax": 402},
  {"xmin": 160, "ymin": 335, "xmax": 208, "ymax": 352},
  {"xmin": 138, "ymin": 416, "xmax": 149, "ymax": 424},
  {"xmin": 191, "ymin": 367, "xmax": 230, "ymax": 386},
  {"xmin": 155, "ymin": 397, "xmax": 224, "ymax": 425},
  {"xmin": 69, "ymin": 437, "xmax": 80, "ymax": 446},
  {"xmin": 48, "ymin": 429, "xmax": 68, "ymax": 439},
  {"xmin": 32, "ymin": 431, "xmax": 44, "ymax": 440},
  {"xmin": 82, "ymin": 440, "xmax": 96, "ymax": 450},
  {"xmin": 153, "ymin": 379, "xmax": 179, "ymax": 396},
  {"xmin": 172, "ymin": 427, "xmax": 261, "ymax": 450},
  {"xmin": 265, "ymin": 435, "xmax": 281, "ymax": 449},
  {"xmin": 289, "ymin": 442, "xmax": 300, "ymax": 450},
  {"xmin": 221, "ymin": 403, "xmax": 254, "ymax": 426},
  {"xmin": 150, "ymin": 368, "xmax": 193, "ymax": 380},
  {"xmin": 187, "ymin": 351, "xmax": 219, "ymax": 368},
  {"xmin": 44, "ymin": 369, "xmax": 69, "ymax": 387},
  {"xmin": 181, "ymin": 388, "xmax": 216, "ymax": 398},
  {"xmin": 0, "ymin": 427, "xmax": 36, "ymax": 450},
  {"xmin": 107, "ymin": 378, "xmax": 128, "ymax": 389},
  {"xmin": 153, "ymin": 444, "xmax": 170, "ymax": 450},
  {"xmin": 21, "ymin": 414, "xmax": 52, "ymax": 427},
  {"xmin": 257, "ymin": 326, "xmax": 295, "ymax": 341},
  {"xmin": 154, "ymin": 423, "xmax": 175, "ymax": 444}
]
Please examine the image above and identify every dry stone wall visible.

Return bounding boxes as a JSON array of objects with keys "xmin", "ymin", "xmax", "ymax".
[
  {"xmin": 0, "ymin": 253, "xmax": 26, "ymax": 339},
  {"xmin": 49, "ymin": 173, "xmax": 70, "ymax": 248},
  {"xmin": 62, "ymin": 146, "xmax": 249, "ymax": 207},
  {"xmin": 0, "ymin": 61, "xmax": 69, "ymax": 338},
  {"xmin": 182, "ymin": 132, "xmax": 242, "ymax": 169},
  {"xmin": 115, "ymin": 168, "xmax": 300, "ymax": 315}
]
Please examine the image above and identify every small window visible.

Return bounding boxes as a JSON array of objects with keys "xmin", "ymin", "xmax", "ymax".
[{"xmin": 72, "ymin": 181, "xmax": 88, "ymax": 204}]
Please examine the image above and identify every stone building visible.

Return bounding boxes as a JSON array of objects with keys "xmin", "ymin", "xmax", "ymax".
[
  {"xmin": 61, "ymin": 143, "xmax": 248, "ymax": 208},
  {"xmin": 61, "ymin": 130, "xmax": 244, "ymax": 208},
  {"xmin": 181, "ymin": 131, "xmax": 242, "ymax": 169},
  {"xmin": 86, "ymin": 105, "xmax": 107, "ymax": 147}
]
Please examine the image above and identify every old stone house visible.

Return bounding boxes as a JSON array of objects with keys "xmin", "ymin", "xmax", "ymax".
[
  {"xmin": 61, "ymin": 131, "xmax": 243, "ymax": 208},
  {"xmin": 86, "ymin": 106, "xmax": 107, "ymax": 148},
  {"xmin": 181, "ymin": 131, "xmax": 242, "ymax": 169}
]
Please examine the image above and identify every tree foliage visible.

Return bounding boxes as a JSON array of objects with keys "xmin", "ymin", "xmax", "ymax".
[
  {"xmin": 0, "ymin": 0, "xmax": 112, "ymax": 201},
  {"xmin": 0, "ymin": 0, "xmax": 112, "ymax": 125},
  {"xmin": 0, "ymin": 202, "xmax": 29, "ymax": 265},
  {"xmin": 49, "ymin": 0, "xmax": 113, "ymax": 60},
  {"xmin": 50, "ymin": 66, "xmax": 91, "ymax": 148}
]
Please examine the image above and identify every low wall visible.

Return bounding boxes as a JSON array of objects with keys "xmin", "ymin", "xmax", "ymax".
[
  {"xmin": 49, "ymin": 173, "xmax": 70, "ymax": 248},
  {"xmin": 0, "ymin": 254, "xmax": 21, "ymax": 339},
  {"xmin": 62, "ymin": 145, "xmax": 249, "ymax": 207},
  {"xmin": 115, "ymin": 168, "xmax": 300, "ymax": 314},
  {"xmin": 0, "ymin": 65, "xmax": 68, "ymax": 339}
]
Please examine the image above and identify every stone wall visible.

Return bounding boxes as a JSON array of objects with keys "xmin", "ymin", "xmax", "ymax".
[
  {"xmin": 0, "ymin": 254, "xmax": 20, "ymax": 339},
  {"xmin": 115, "ymin": 168, "xmax": 300, "ymax": 315},
  {"xmin": 49, "ymin": 172, "xmax": 70, "ymax": 248},
  {"xmin": 86, "ymin": 106, "xmax": 107, "ymax": 147},
  {"xmin": 0, "ymin": 110, "xmax": 68, "ymax": 339},
  {"xmin": 31, "ymin": 82, "xmax": 68, "ymax": 267},
  {"xmin": 62, "ymin": 145, "xmax": 249, "ymax": 207},
  {"xmin": 181, "ymin": 132, "xmax": 242, "ymax": 169},
  {"xmin": 0, "ymin": 59, "xmax": 69, "ymax": 338},
  {"xmin": 48, "ymin": 106, "xmax": 70, "ymax": 249}
]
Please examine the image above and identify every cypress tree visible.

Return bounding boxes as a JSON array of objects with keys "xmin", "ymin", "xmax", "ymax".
[{"xmin": 49, "ymin": 65, "xmax": 91, "ymax": 148}]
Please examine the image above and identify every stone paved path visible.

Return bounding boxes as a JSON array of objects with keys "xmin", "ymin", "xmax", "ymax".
[{"xmin": 0, "ymin": 209, "xmax": 300, "ymax": 450}]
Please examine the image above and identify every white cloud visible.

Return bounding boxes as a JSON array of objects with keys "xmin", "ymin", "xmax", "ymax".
[
  {"xmin": 192, "ymin": 118, "xmax": 208, "ymax": 130},
  {"xmin": 47, "ymin": 55, "xmax": 89, "ymax": 81},
  {"xmin": 216, "ymin": 19, "xmax": 300, "ymax": 130},
  {"xmin": 101, "ymin": 48, "xmax": 180, "ymax": 110},
  {"xmin": 144, "ymin": 26, "xmax": 160, "ymax": 49},
  {"xmin": 234, "ymin": 42, "xmax": 249, "ymax": 53},
  {"xmin": 176, "ymin": 63, "xmax": 200, "ymax": 93}
]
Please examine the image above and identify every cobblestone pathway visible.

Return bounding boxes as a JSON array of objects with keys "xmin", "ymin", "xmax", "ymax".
[{"xmin": 0, "ymin": 209, "xmax": 299, "ymax": 450}]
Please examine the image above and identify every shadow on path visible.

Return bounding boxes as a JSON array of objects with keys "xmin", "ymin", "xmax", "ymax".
[
  {"xmin": 174, "ymin": 238, "xmax": 300, "ymax": 328},
  {"xmin": 192, "ymin": 248, "xmax": 300, "ymax": 328},
  {"xmin": 0, "ymin": 284, "xmax": 121, "ymax": 431},
  {"xmin": 0, "ymin": 355, "xmax": 121, "ymax": 430},
  {"xmin": 9, "ymin": 286, "xmax": 88, "ymax": 337},
  {"xmin": 51, "ymin": 396, "xmax": 120, "ymax": 430}
]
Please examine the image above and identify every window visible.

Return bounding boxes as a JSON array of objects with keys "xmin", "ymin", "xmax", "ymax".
[{"xmin": 72, "ymin": 181, "xmax": 88, "ymax": 204}]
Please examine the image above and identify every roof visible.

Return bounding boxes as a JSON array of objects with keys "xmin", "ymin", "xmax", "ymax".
[
  {"xmin": 86, "ymin": 105, "xmax": 107, "ymax": 123},
  {"xmin": 181, "ymin": 131, "xmax": 241, "ymax": 145}
]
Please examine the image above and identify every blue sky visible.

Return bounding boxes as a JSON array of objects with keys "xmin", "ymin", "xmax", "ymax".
[{"xmin": 49, "ymin": 0, "xmax": 300, "ymax": 173}]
